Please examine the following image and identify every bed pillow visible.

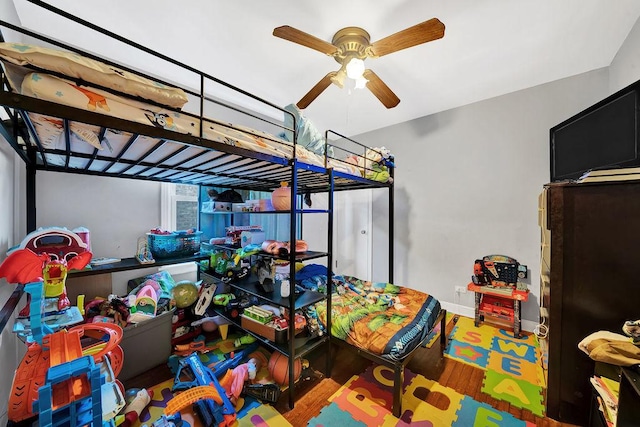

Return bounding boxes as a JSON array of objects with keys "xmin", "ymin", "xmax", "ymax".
[{"xmin": 0, "ymin": 42, "xmax": 188, "ymax": 109}]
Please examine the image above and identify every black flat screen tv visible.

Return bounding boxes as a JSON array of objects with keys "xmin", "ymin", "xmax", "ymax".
[{"xmin": 550, "ymin": 87, "xmax": 639, "ymax": 182}]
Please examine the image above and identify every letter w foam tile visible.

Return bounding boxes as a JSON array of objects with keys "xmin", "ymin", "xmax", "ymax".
[
  {"xmin": 453, "ymin": 396, "xmax": 535, "ymax": 427},
  {"xmin": 445, "ymin": 339, "xmax": 490, "ymax": 369},
  {"xmin": 482, "ymin": 370, "xmax": 545, "ymax": 417},
  {"xmin": 328, "ymin": 375, "xmax": 393, "ymax": 425},
  {"xmin": 491, "ymin": 337, "xmax": 537, "ymax": 363}
]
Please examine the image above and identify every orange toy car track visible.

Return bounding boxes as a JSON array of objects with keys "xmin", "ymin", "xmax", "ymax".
[{"xmin": 8, "ymin": 323, "xmax": 123, "ymax": 422}]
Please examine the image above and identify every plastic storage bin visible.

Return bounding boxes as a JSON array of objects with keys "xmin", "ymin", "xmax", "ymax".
[
  {"xmin": 119, "ymin": 310, "xmax": 173, "ymax": 381},
  {"xmin": 147, "ymin": 231, "xmax": 202, "ymax": 259}
]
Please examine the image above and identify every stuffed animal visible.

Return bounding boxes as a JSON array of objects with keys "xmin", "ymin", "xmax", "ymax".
[{"xmin": 623, "ymin": 319, "xmax": 640, "ymax": 344}]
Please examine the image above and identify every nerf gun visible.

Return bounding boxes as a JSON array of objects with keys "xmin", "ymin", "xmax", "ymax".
[{"xmin": 172, "ymin": 343, "xmax": 258, "ymax": 427}]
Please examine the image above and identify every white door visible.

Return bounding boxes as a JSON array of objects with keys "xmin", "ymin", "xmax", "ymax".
[{"xmin": 334, "ymin": 189, "xmax": 372, "ymax": 279}]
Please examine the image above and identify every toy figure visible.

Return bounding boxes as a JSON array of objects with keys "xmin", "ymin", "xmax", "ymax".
[
  {"xmin": 85, "ymin": 297, "xmax": 130, "ymax": 327},
  {"xmin": 0, "ymin": 248, "xmax": 92, "ymax": 316},
  {"xmin": 120, "ymin": 388, "xmax": 154, "ymax": 427},
  {"xmin": 225, "ymin": 357, "xmax": 262, "ymax": 405},
  {"xmin": 0, "ymin": 227, "xmax": 92, "ymax": 316},
  {"xmin": 623, "ymin": 319, "xmax": 640, "ymax": 344}
]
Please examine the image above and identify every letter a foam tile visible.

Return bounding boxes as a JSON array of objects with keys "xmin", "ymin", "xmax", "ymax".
[{"xmin": 482, "ymin": 370, "xmax": 545, "ymax": 417}]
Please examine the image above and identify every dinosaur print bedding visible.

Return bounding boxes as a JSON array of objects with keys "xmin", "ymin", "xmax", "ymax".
[{"xmin": 307, "ymin": 275, "xmax": 441, "ymax": 361}]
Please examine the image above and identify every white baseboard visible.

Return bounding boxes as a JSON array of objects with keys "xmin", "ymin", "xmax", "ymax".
[{"xmin": 441, "ymin": 301, "xmax": 539, "ymax": 335}]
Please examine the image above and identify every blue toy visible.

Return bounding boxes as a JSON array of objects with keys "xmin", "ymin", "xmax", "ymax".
[{"xmin": 172, "ymin": 343, "xmax": 258, "ymax": 426}]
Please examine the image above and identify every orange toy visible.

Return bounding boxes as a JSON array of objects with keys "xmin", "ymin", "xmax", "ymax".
[{"xmin": 8, "ymin": 322, "xmax": 123, "ymax": 422}]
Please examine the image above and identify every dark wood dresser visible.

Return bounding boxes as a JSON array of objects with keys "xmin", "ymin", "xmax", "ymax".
[{"xmin": 545, "ymin": 180, "xmax": 640, "ymax": 425}]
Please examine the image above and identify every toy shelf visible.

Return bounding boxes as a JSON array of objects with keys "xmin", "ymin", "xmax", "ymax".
[
  {"xmin": 209, "ymin": 306, "xmax": 329, "ymax": 359},
  {"xmin": 200, "ymin": 209, "xmax": 330, "ymax": 215},
  {"xmin": 201, "ymin": 271, "xmax": 325, "ymax": 311},
  {"xmin": 70, "ymin": 254, "xmax": 209, "ymax": 277}
]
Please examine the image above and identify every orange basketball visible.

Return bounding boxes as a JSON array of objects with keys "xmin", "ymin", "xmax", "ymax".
[{"xmin": 268, "ymin": 352, "xmax": 302, "ymax": 386}]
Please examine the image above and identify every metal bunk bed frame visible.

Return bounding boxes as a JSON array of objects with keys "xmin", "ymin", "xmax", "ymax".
[
  {"xmin": 0, "ymin": 0, "xmax": 401, "ymax": 412},
  {"xmin": 0, "ymin": 1, "xmax": 444, "ymax": 419}
]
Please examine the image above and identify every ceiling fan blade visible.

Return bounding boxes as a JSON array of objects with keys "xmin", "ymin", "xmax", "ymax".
[
  {"xmin": 273, "ymin": 26, "xmax": 338, "ymax": 56},
  {"xmin": 368, "ymin": 18, "xmax": 445, "ymax": 57},
  {"xmin": 297, "ymin": 72, "xmax": 337, "ymax": 109},
  {"xmin": 363, "ymin": 69, "xmax": 400, "ymax": 108}
]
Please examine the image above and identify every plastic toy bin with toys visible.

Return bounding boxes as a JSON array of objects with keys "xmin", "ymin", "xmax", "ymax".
[
  {"xmin": 118, "ymin": 309, "xmax": 174, "ymax": 381},
  {"xmin": 147, "ymin": 229, "xmax": 203, "ymax": 259}
]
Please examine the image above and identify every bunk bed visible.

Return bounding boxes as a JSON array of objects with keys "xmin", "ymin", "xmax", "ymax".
[{"xmin": 0, "ymin": 1, "xmax": 446, "ymax": 419}]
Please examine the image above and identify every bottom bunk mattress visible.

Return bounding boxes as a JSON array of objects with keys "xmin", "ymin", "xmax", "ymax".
[{"xmin": 306, "ymin": 275, "xmax": 441, "ymax": 361}]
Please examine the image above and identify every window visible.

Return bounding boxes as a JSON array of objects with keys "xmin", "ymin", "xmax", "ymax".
[
  {"xmin": 161, "ymin": 183, "xmax": 198, "ymax": 231},
  {"xmin": 162, "ymin": 183, "xmax": 298, "ymax": 241}
]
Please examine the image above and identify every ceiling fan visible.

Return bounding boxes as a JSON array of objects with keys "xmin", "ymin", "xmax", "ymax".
[{"xmin": 273, "ymin": 18, "xmax": 445, "ymax": 109}]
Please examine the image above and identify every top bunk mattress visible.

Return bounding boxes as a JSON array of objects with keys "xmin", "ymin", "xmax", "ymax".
[
  {"xmin": 14, "ymin": 69, "xmax": 363, "ymax": 176},
  {"xmin": 0, "ymin": 40, "xmax": 395, "ymax": 186}
]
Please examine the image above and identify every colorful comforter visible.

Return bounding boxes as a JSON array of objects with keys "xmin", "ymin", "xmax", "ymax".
[{"xmin": 306, "ymin": 275, "xmax": 441, "ymax": 361}]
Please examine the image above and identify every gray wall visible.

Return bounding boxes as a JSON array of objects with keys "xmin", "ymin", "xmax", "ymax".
[
  {"xmin": 610, "ymin": 15, "xmax": 640, "ymax": 93},
  {"xmin": 35, "ymin": 172, "xmax": 161, "ymax": 260},
  {"xmin": 358, "ymin": 69, "xmax": 610, "ymax": 322}
]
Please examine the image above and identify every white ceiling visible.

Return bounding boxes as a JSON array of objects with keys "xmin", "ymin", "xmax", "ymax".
[{"xmin": 9, "ymin": 0, "xmax": 640, "ymax": 136}]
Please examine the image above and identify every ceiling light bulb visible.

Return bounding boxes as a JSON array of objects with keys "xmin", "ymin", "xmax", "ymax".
[
  {"xmin": 346, "ymin": 57, "xmax": 365, "ymax": 80},
  {"xmin": 355, "ymin": 76, "xmax": 368, "ymax": 89}
]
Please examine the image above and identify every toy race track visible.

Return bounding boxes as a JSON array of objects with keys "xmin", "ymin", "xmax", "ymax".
[{"xmin": 8, "ymin": 322, "xmax": 124, "ymax": 423}]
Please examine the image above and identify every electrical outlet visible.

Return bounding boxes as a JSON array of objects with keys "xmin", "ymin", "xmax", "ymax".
[{"xmin": 455, "ymin": 285, "xmax": 467, "ymax": 294}]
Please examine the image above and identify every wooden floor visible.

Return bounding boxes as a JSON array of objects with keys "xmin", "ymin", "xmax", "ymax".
[{"xmin": 127, "ymin": 318, "xmax": 578, "ymax": 426}]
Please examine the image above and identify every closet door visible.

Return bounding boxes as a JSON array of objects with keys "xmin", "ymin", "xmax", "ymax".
[{"xmin": 334, "ymin": 189, "xmax": 372, "ymax": 279}]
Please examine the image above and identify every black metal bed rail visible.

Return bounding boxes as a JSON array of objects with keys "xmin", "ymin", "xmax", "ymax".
[
  {"xmin": 0, "ymin": 4, "xmax": 397, "ymax": 195},
  {"xmin": 0, "ymin": 284, "xmax": 24, "ymax": 340},
  {"xmin": 0, "ymin": 5, "xmax": 299, "ymax": 158},
  {"xmin": 325, "ymin": 129, "xmax": 395, "ymax": 177},
  {"xmin": 16, "ymin": 0, "xmax": 297, "ymax": 139}
]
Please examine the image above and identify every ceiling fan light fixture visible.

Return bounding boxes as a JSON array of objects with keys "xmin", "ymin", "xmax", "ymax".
[
  {"xmin": 346, "ymin": 57, "xmax": 365, "ymax": 79},
  {"xmin": 354, "ymin": 75, "xmax": 368, "ymax": 89},
  {"xmin": 276, "ymin": 18, "xmax": 445, "ymax": 109}
]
